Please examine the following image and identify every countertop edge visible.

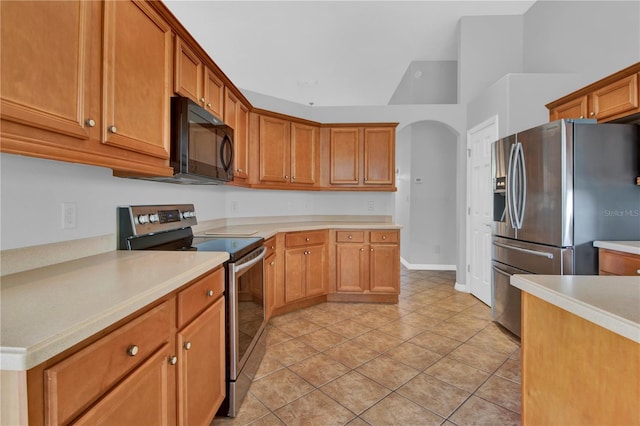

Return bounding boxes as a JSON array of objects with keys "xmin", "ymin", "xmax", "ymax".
[
  {"xmin": 511, "ymin": 275, "xmax": 640, "ymax": 344},
  {"xmin": 1, "ymin": 252, "xmax": 229, "ymax": 371},
  {"xmin": 593, "ymin": 240, "xmax": 640, "ymax": 255}
]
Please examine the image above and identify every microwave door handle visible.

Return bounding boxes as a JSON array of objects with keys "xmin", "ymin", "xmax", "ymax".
[
  {"xmin": 220, "ymin": 134, "xmax": 234, "ymax": 172},
  {"xmin": 507, "ymin": 143, "xmax": 517, "ymax": 229}
]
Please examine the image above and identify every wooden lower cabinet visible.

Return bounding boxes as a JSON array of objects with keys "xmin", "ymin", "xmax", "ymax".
[
  {"xmin": 30, "ymin": 267, "xmax": 226, "ymax": 425},
  {"xmin": 335, "ymin": 230, "xmax": 400, "ymax": 298},
  {"xmin": 599, "ymin": 248, "xmax": 640, "ymax": 276},
  {"xmin": 176, "ymin": 296, "xmax": 225, "ymax": 426},
  {"xmin": 284, "ymin": 231, "xmax": 327, "ymax": 303},
  {"xmin": 264, "ymin": 237, "xmax": 278, "ymax": 321}
]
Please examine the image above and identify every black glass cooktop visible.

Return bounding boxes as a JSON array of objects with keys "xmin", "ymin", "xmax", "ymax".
[{"xmin": 191, "ymin": 236, "xmax": 263, "ymax": 261}]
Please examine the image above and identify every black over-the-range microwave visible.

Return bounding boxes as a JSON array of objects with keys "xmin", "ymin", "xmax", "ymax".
[{"xmin": 138, "ymin": 96, "xmax": 234, "ymax": 184}]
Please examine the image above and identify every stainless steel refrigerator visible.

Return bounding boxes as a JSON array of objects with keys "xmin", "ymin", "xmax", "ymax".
[{"xmin": 491, "ymin": 119, "xmax": 640, "ymax": 337}]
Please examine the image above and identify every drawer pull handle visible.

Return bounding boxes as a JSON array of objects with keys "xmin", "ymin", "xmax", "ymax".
[
  {"xmin": 305, "ymin": 237, "xmax": 310, "ymax": 242},
  {"xmin": 348, "ymin": 235, "xmax": 353, "ymax": 239},
  {"xmin": 168, "ymin": 356, "xmax": 178, "ymax": 365},
  {"xmin": 184, "ymin": 341, "xmax": 192, "ymax": 350},
  {"xmin": 127, "ymin": 345, "xmax": 139, "ymax": 357},
  {"xmin": 206, "ymin": 289, "xmax": 214, "ymax": 297},
  {"xmin": 382, "ymin": 235, "xmax": 387, "ymax": 240}
]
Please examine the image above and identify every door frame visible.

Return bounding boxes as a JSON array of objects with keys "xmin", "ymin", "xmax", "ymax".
[{"xmin": 462, "ymin": 115, "xmax": 498, "ymax": 299}]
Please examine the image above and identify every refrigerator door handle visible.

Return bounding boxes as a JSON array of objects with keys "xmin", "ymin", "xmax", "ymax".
[
  {"xmin": 507, "ymin": 143, "xmax": 517, "ymax": 229},
  {"xmin": 515, "ymin": 142, "xmax": 527, "ymax": 229},
  {"xmin": 493, "ymin": 241, "xmax": 555, "ymax": 259}
]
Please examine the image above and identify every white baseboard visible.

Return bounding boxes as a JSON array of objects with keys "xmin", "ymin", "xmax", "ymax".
[
  {"xmin": 454, "ymin": 282, "xmax": 470, "ymax": 293},
  {"xmin": 400, "ymin": 257, "xmax": 456, "ymax": 271}
]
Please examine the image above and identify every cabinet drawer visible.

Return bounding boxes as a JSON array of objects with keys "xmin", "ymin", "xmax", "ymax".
[
  {"xmin": 370, "ymin": 230, "xmax": 399, "ymax": 244},
  {"xmin": 45, "ymin": 301, "xmax": 171, "ymax": 425},
  {"xmin": 599, "ymin": 249, "xmax": 640, "ymax": 276},
  {"xmin": 264, "ymin": 237, "xmax": 277, "ymax": 257},
  {"xmin": 177, "ymin": 266, "xmax": 225, "ymax": 328},
  {"xmin": 336, "ymin": 231, "xmax": 365, "ymax": 243},
  {"xmin": 285, "ymin": 230, "xmax": 327, "ymax": 248}
]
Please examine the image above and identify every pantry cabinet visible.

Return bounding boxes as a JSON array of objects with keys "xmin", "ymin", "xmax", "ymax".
[
  {"xmin": 28, "ymin": 266, "xmax": 226, "ymax": 426},
  {"xmin": 284, "ymin": 231, "xmax": 327, "ymax": 303},
  {"xmin": 0, "ymin": 0, "xmax": 173, "ymax": 176},
  {"xmin": 327, "ymin": 124, "xmax": 396, "ymax": 190},
  {"xmin": 254, "ymin": 112, "xmax": 320, "ymax": 189},
  {"xmin": 547, "ymin": 62, "xmax": 640, "ymax": 123},
  {"xmin": 174, "ymin": 36, "xmax": 225, "ymax": 121},
  {"xmin": 335, "ymin": 230, "xmax": 400, "ymax": 298}
]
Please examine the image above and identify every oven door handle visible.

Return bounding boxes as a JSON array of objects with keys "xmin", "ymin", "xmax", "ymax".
[{"xmin": 232, "ymin": 246, "xmax": 267, "ymax": 274}]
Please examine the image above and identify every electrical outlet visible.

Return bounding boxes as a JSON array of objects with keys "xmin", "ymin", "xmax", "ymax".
[
  {"xmin": 367, "ymin": 201, "xmax": 375, "ymax": 211},
  {"xmin": 62, "ymin": 202, "xmax": 77, "ymax": 229}
]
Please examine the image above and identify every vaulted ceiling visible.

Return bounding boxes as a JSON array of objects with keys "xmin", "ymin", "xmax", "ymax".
[{"xmin": 165, "ymin": 1, "xmax": 535, "ymax": 106}]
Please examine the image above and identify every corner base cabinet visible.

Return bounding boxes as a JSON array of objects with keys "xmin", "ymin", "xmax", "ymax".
[{"xmin": 25, "ymin": 266, "xmax": 226, "ymax": 426}]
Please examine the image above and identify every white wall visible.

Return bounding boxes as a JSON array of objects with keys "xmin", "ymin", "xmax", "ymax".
[{"xmin": 389, "ymin": 61, "xmax": 458, "ymax": 105}]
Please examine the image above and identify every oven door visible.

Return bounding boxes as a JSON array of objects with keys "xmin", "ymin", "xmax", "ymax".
[{"xmin": 228, "ymin": 246, "xmax": 267, "ymax": 380}]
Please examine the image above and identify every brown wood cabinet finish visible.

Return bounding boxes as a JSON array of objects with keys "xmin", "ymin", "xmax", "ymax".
[
  {"xmin": 284, "ymin": 231, "xmax": 328, "ymax": 303},
  {"xmin": 225, "ymin": 88, "xmax": 250, "ymax": 180},
  {"xmin": 264, "ymin": 237, "xmax": 278, "ymax": 320},
  {"xmin": 547, "ymin": 62, "xmax": 640, "ymax": 123},
  {"xmin": 30, "ymin": 266, "xmax": 225, "ymax": 426},
  {"xmin": 598, "ymin": 248, "xmax": 640, "ymax": 276},
  {"xmin": 0, "ymin": 0, "xmax": 174, "ymax": 176}
]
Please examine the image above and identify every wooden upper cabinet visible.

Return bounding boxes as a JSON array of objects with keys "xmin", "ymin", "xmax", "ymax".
[
  {"xmin": 0, "ymin": 0, "xmax": 173, "ymax": 176},
  {"xmin": 255, "ymin": 112, "xmax": 319, "ymax": 188},
  {"xmin": 328, "ymin": 125, "xmax": 396, "ymax": 189},
  {"xmin": 103, "ymin": 0, "xmax": 172, "ymax": 160},
  {"xmin": 547, "ymin": 62, "xmax": 640, "ymax": 123},
  {"xmin": 0, "ymin": 1, "xmax": 96, "ymax": 141},
  {"xmin": 174, "ymin": 36, "xmax": 224, "ymax": 120},
  {"xmin": 225, "ymin": 88, "xmax": 249, "ymax": 180}
]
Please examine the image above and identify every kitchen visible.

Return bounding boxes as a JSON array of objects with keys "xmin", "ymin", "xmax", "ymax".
[{"xmin": 1, "ymin": 1, "xmax": 639, "ymax": 425}]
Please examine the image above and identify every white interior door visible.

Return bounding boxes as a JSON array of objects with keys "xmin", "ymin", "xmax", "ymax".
[{"xmin": 466, "ymin": 116, "xmax": 497, "ymax": 306}]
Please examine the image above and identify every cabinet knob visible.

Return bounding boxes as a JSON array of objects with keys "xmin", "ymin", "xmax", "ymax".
[
  {"xmin": 360, "ymin": 248, "xmax": 364, "ymax": 252},
  {"xmin": 108, "ymin": 125, "xmax": 117, "ymax": 134},
  {"xmin": 285, "ymin": 175, "xmax": 289, "ymax": 179},
  {"xmin": 270, "ymin": 246, "xmax": 275, "ymax": 250},
  {"xmin": 307, "ymin": 250, "xmax": 311, "ymax": 255},
  {"xmin": 168, "ymin": 356, "xmax": 178, "ymax": 365},
  {"xmin": 270, "ymin": 261, "xmax": 275, "ymax": 266},
  {"xmin": 348, "ymin": 235, "xmax": 353, "ymax": 239},
  {"xmin": 206, "ymin": 102, "xmax": 212, "ymax": 108},
  {"xmin": 237, "ymin": 168, "xmax": 243, "ymax": 173},
  {"xmin": 637, "ymin": 269, "xmax": 640, "ymax": 275},
  {"xmin": 305, "ymin": 237, "xmax": 310, "ymax": 242},
  {"xmin": 292, "ymin": 176, "xmax": 295, "ymax": 180},
  {"xmin": 579, "ymin": 115, "xmax": 584, "ymax": 119},
  {"xmin": 590, "ymin": 112, "xmax": 595, "ymax": 117},
  {"xmin": 370, "ymin": 248, "xmax": 374, "ymax": 252},
  {"xmin": 85, "ymin": 119, "xmax": 96, "ymax": 128},
  {"xmin": 206, "ymin": 289, "xmax": 214, "ymax": 297},
  {"xmin": 200, "ymin": 98, "xmax": 205, "ymax": 103},
  {"xmin": 184, "ymin": 341, "xmax": 192, "ymax": 350},
  {"xmin": 127, "ymin": 345, "xmax": 139, "ymax": 356},
  {"xmin": 382, "ymin": 235, "xmax": 387, "ymax": 240}
]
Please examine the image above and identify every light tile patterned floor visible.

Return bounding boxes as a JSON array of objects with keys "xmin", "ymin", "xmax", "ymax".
[{"xmin": 214, "ymin": 268, "xmax": 521, "ymax": 426}]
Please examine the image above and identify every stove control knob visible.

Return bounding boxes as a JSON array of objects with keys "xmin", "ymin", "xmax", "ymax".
[
  {"xmin": 149, "ymin": 213, "xmax": 159, "ymax": 223},
  {"xmin": 137, "ymin": 214, "xmax": 150, "ymax": 224},
  {"xmin": 182, "ymin": 211, "xmax": 194, "ymax": 219}
]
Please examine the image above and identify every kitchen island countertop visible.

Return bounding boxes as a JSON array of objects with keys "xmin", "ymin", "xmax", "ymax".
[
  {"xmin": 0, "ymin": 250, "xmax": 228, "ymax": 371},
  {"xmin": 511, "ymin": 274, "xmax": 640, "ymax": 343},
  {"xmin": 593, "ymin": 240, "xmax": 640, "ymax": 255}
]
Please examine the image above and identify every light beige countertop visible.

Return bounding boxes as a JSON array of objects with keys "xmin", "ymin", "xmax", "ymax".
[
  {"xmin": 0, "ymin": 250, "xmax": 228, "ymax": 371},
  {"xmin": 196, "ymin": 220, "xmax": 402, "ymax": 240},
  {"xmin": 593, "ymin": 240, "xmax": 640, "ymax": 255},
  {"xmin": 511, "ymin": 275, "xmax": 640, "ymax": 343}
]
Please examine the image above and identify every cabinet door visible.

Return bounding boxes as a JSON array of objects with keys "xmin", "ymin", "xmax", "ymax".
[
  {"xmin": 204, "ymin": 67, "xmax": 224, "ymax": 120},
  {"xmin": 259, "ymin": 115, "xmax": 290, "ymax": 183},
  {"xmin": 364, "ymin": 128, "xmax": 394, "ymax": 185},
  {"xmin": 102, "ymin": 0, "xmax": 171, "ymax": 159},
  {"xmin": 290, "ymin": 122, "xmax": 317, "ymax": 185},
  {"xmin": 73, "ymin": 345, "xmax": 173, "ymax": 426},
  {"xmin": 369, "ymin": 244, "xmax": 400, "ymax": 293},
  {"xmin": 265, "ymin": 253, "xmax": 277, "ymax": 320},
  {"xmin": 336, "ymin": 244, "xmax": 368, "ymax": 292},
  {"xmin": 591, "ymin": 73, "xmax": 639, "ymax": 121},
  {"xmin": 225, "ymin": 89, "xmax": 249, "ymax": 179},
  {"xmin": 549, "ymin": 96, "xmax": 588, "ymax": 121},
  {"xmin": 174, "ymin": 36, "xmax": 202, "ymax": 104},
  {"xmin": 330, "ymin": 128, "xmax": 360, "ymax": 184},
  {"xmin": 0, "ymin": 1, "xmax": 96, "ymax": 141},
  {"xmin": 177, "ymin": 297, "xmax": 226, "ymax": 426},
  {"xmin": 284, "ymin": 247, "xmax": 306, "ymax": 302},
  {"xmin": 305, "ymin": 243, "xmax": 327, "ymax": 297}
]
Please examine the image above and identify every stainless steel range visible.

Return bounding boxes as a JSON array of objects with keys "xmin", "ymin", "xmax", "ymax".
[{"xmin": 117, "ymin": 204, "xmax": 267, "ymax": 417}]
